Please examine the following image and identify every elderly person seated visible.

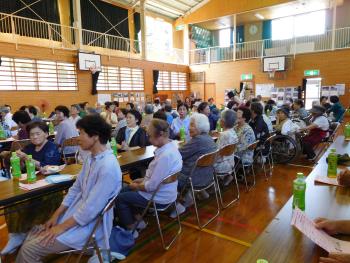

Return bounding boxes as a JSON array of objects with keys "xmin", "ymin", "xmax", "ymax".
[
  {"xmin": 274, "ymin": 107, "xmax": 299, "ymax": 140},
  {"xmin": 214, "ymin": 110, "xmax": 239, "ymax": 186},
  {"xmin": 15, "ymin": 115, "xmax": 122, "ymax": 263},
  {"xmin": 140, "ymin": 104, "xmax": 154, "ymax": 129},
  {"xmin": 299, "ymin": 105, "xmax": 329, "ymax": 161},
  {"xmin": 12, "ymin": 110, "xmax": 32, "ymax": 140},
  {"xmin": 2, "ymin": 121, "xmax": 62, "ymax": 255},
  {"xmin": 197, "ymin": 102, "xmax": 219, "ymax": 131},
  {"xmin": 171, "ymin": 113, "xmax": 217, "ymax": 217},
  {"xmin": 115, "ymin": 119, "xmax": 182, "ymax": 236},
  {"xmin": 115, "ymin": 109, "xmax": 148, "ymax": 151},
  {"xmin": 171, "ymin": 103, "xmax": 190, "ymax": 141},
  {"xmin": 0, "ymin": 105, "xmax": 17, "ymax": 137},
  {"xmin": 292, "ymin": 99, "xmax": 308, "ymax": 119},
  {"xmin": 327, "ymin": 95, "xmax": 345, "ymax": 122},
  {"xmin": 234, "ymin": 107, "xmax": 256, "ymax": 166}
]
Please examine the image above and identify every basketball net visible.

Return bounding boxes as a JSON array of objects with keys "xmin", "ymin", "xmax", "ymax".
[{"xmin": 268, "ymin": 69, "xmax": 276, "ymax": 79}]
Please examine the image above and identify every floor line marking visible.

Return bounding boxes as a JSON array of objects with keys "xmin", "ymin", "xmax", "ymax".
[
  {"xmin": 287, "ymin": 163, "xmax": 315, "ymax": 168},
  {"xmin": 181, "ymin": 221, "xmax": 252, "ymax": 248}
]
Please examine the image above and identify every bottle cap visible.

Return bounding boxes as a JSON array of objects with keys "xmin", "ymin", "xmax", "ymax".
[
  {"xmin": 330, "ymin": 148, "xmax": 336, "ymax": 152},
  {"xmin": 257, "ymin": 260, "xmax": 268, "ymax": 263},
  {"xmin": 11, "ymin": 152, "xmax": 17, "ymax": 157},
  {"xmin": 27, "ymin": 155, "xmax": 32, "ymax": 159},
  {"xmin": 297, "ymin": 172, "xmax": 304, "ymax": 178}
]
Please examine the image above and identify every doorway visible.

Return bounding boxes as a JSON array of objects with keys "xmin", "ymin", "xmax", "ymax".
[{"xmin": 304, "ymin": 78, "xmax": 322, "ymax": 110}]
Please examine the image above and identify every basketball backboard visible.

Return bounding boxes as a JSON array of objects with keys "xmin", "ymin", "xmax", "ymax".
[{"xmin": 263, "ymin": 56, "xmax": 286, "ymax": 72}]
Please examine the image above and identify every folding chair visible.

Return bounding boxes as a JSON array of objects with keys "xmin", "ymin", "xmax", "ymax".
[
  {"xmin": 62, "ymin": 137, "xmax": 79, "ymax": 164},
  {"xmin": 58, "ymin": 194, "xmax": 119, "ymax": 263},
  {"xmin": 10, "ymin": 139, "xmax": 31, "ymax": 151},
  {"xmin": 188, "ymin": 150, "xmax": 220, "ymax": 229},
  {"xmin": 236, "ymin": 141, "xmax": 260, "ymax": 192},
  {"xmin": 214, "ymin": 144, "xmax": 239, "ymax": 209},
  {"xmin": 260, "ymin": 134, "xmax": 277, "ymax": 179},
  {"xmin": 133, "ymin": 171, "xmax": 182, "ymax": 250}
]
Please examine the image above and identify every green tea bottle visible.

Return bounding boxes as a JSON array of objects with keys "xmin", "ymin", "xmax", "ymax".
[
  {"xmin": 49, "ymin": 122, "xmax": 55, "ymax": 135},
  {"xmin": 180, "ymin": 126, "xmax": 186, "ymax": 141},
  {"xmin": 110, "ymin": 137, "xmax": 118, "ymax": 157},
  {"xmin": 26, "ymin": 155, "xmax": 36, "ymax": 184},
  {"xmin": 327, "ymin": 148, "xmax": 337, "ymax": 178},
  {"xmin": 292, "ymin": 172, "xmax": 306, "ymax": 211},
  {"xmin": 10, "ymin": 152, "xmax": 21, "ymax": 180}
]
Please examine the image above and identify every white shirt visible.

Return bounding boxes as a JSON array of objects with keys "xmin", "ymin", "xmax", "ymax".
[
  {"xmin": 281, "ymin": 119, "xmax": 299, "ymax": 138},
  {"xmin": 69, "ymin": 115, "xmax": 81, "ymax": 127},
  {"xmin": 153, "ymin": 104, "xmax": 162, "ymax": 113},
  {"xmin": 263, "ymin": 114, "xmax": 273, "ymax": 133},
  {"xmin": 100, "ymin": 111, "xmax": 118, "ymax": 125},
  {"xmin": 4, "ymin": 112, "xmax": 18, "ymax": 136},
  {"xmin": 126, "ymin": 126, "xmax": 139, "ymax": 145},
  {"xmin": 313, "ymin": 115, "xmax": 329, "ymax": 131}
]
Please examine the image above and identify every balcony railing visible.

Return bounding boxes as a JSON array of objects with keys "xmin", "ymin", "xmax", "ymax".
[
  {"xmin": 190, "ymin": 27, "xmax": 350, "ymax": 65},
  {"xmin": 0, "ymin": 12, "xmax": 185, "ymax": 65}
]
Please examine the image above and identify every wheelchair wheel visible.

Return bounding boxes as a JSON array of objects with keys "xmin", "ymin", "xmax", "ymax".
[{"xmin": 271, "ymin": 134, "xmax": 298, "ymax": 164}]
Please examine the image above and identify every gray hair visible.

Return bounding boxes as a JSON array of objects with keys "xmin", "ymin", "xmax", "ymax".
[
  {"xmin": 190, "ymin": 113, "xmax": 210, "ymax": 134},
  {"xmin": 0, "ymin": 106, "xmax": 9, "ymax": 114},
  {"xmin": 221, "ymin": 109, "xmax": 237, "ymax": 129},
  {"xmin": 144, "ymin": 104, "xmax": 154, "ymax": 115}
]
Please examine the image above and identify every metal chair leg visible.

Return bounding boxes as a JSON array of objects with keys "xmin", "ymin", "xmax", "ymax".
[{"xmin": 215, "ymin": 170, "xmax": 240, "ymax": 209}]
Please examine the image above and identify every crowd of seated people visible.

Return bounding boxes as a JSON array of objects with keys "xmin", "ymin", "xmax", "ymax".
[{"xmin": 0, "ymin": 92, "xmax": 348, "ymax": 262}]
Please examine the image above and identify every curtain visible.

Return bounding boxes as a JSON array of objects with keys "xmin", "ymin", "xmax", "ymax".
[
  {"xmin": 0, "ymin": 0, "xmax": 61, "ymax": 40},
  {"xmin": 134, "ymin": 12, "xmax": 141, "ymax": 53},
  {"xmin": 153, "ymin": 70, "xmax": 159, "ymax": 94},
  {"xmin": 263, "ymin": 20, "xmax": 272, "ymax": 49},
  {"xmin": 80, "ymin": 0, "xmax": 129, "ymax": 51},
  {"xmin": 91, "ymin": 71, "xmax": 100, "ymax": 95},
  {"xmin": 236, "ymin": 26, "xmax": 244, "ymax": 43}
]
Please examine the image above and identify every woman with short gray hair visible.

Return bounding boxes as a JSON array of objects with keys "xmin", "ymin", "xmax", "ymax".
[
  {"xmin": 214, "ymin": 110, "xmax": 239, "ymax": 186},
  {"xmin": 140, "ymin": 104, "xmax": 154, "ymax": 129},
  {"xmin": 170, "ymin": 113, "xmax": 217, "ymax": 217}
]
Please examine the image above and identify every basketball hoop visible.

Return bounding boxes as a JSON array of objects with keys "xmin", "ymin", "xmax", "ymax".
[
  {"xmin": 89, "ymin": 66, "xmax": 101, "ymax": 74},
  {"xmin": 268, "ymin": 69, "xmax": 276, "ymax": 79}
]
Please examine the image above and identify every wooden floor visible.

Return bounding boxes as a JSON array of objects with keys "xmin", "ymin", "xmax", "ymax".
[{"xmin": 0, "ymin": 159, "xmax": 315, "ymax": 263}]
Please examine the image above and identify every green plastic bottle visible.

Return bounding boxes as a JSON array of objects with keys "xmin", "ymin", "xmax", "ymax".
[
  {"xmin": 110, "ymin": 137, "xmax": 118, "ymax": 157},
  {"xmin": 0, "ymin": 124, "xmax": 6, "ymax": 140},
  {"xmin": 10, "ymin": 152, "xmax": 21, "ymax": 180},
  {"xmin": 292, "ymin": 172, "xmax": 306, "ymax": 211},
  {"xmin": 49, "ymin": 122, "xmax": 54, "ymax": 135},
  {"xmin": 26, "ymin": 155, "xmax": 36, "ymax": 184},
  {"xmin": 257, "ymin": 260, "xmax": 268, "ymax": 263},
  {"xmin": 327, "ymin": 148, "xmax": 337, "ymax": 178},
  {"xmin": 345, "ymin": 123, "xmax": 350, "ymax": 140},
  {"xmin": 266, "ymin": 109, "xmax": 271, "ymax": 117},
  {"xmin": 216, "ymin": 120, "xmax": 222, "ymax": 132},
  {"xmin": 180, "ymin": 126, "xmax": 186, "ymax": 141}
]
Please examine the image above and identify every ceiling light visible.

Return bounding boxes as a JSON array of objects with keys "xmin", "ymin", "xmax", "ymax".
[{"xmin": 255, "ymin": 13, "xmax": 265, "ymax": 20}]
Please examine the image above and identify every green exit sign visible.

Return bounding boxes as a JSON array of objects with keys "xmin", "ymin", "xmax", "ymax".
[
  {"xmin": 241, "ymin": 73, "xmax": 253, "ymax": 81},
  {"xmin": 175, "ymin": 25, "xmax": 184, "ymax": 31},
  {"xmin": 304, "ymin": 69, "xmax": 320, "ymax": 76}
]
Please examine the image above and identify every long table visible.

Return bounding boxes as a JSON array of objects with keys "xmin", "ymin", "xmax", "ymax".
[
  {"xmin": 0, "ymin": 145, "xmax": 157, "ymax": 208},
  {"xmin": 237, "ymin": 135, "xmax": 350, "ymax": 263}
]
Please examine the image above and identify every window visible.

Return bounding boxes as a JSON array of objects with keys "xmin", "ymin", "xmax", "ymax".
[
  {"xmin": 157, "ymin": 71, "xmax": 187, "ymax": 91},
  {"xmin": 97, "ymin": 66, "xmax": 144, "ymax": 91},
  {"xmin": 305, "ymin": 78, "xmax": 322, "ymax": 110},
  {"xmin": 0, "ymin": 57, "xmax": 77, "ymax": 91},
  {"xmin": 272, "ymin": 10, "xmax": 326, "ymax": 40},
  {"xmin": 219, "ymin": 28, "xmax": 231, "ymax": 47},
  {"xmin": 144, "ymin": 16, "xmax": 173, "ymax": 51}
]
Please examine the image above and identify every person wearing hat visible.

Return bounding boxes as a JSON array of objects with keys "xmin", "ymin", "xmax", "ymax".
[
  {"xmin": 299, "ymin": 105, "xmax": 329, "ymax": 160},
  {"xmin": 274, "ymin": 107, "xmax": 299, "ymax": 140}
]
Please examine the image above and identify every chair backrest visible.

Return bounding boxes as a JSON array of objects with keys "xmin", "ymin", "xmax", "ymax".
[
  {"xmin": 218, "ymin": 144, "xmax": 236, "ymax": 158},
  {"xmin": 101, "ymin": 193, "xmax": 120, "ymax": 215},
  {"xmin": 247, "ymin": 140, "xmax": 260, "ymax": 151},
  {"xmin": 10, "ymin": 139, "xmax": 31, "ymax": 151},
  {"xmin": 196, "ymin": 150, "xmax": 218, "ymax": 167},
  {"xmin": 62, "ymin": 137, "xmax": 79, "ymax": 148}
]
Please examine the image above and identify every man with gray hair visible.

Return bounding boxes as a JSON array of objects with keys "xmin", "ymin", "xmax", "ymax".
[
  {"xmin": 0, "ymin": 106, "xmax": 17, "ymax": 136},
  {"xmin": 170, "ymin": 113, "xmax": 217, "ymax": 217}
]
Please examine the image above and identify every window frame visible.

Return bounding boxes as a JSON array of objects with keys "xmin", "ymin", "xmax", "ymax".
[{"xmin": 157, "ymin": 71, "xmax": 187, "ymax": 91}]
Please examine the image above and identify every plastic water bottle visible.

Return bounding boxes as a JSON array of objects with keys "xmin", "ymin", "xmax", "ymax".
[
  {"xmin": 0, "ymin": 124, "xmax": 6, "ymax": 140},
  {"xmin": 49, "ymin": 122, "xmax": 55, "ymax": 135},
  {"xmin": 110, "ymin": 137, "xmax": 118, "ymax": 157},
  {"xmin": 10, "ymin": 152, "xmax": 21, "ymax": 180},
  {"xmin": 327, "ymin": 148, "xmax": 337, "ymax": 178},
  {"xmin": 292, "ymin": 172, "xmax": 306, "ymax": 211},
  {"xmin": 257, "ymin": 260, "xmax": 268, "ymax": 263},
  {"xmin": 26, "ymin": 155, "xmax": 36, "ymax": 183},
  {"xmin": 180, "ymin": 126, "xmax": 186, "ymax": 142},
  {"xmin": 216, "ymin": 120, "xmax": 222, "ymax": 132},
  {"xmin": 345, "ymin": 123, "xmax": 350, "ymax": 140}
]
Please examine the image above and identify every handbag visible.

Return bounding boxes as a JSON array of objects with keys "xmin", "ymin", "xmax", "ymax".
[{"xmin": 109, "ymin": 226, "xmax": 135, "ymax": 257}]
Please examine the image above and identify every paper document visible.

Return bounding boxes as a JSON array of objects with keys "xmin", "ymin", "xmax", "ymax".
[
  {"xmin": 19, "ymin": 179, "xmax": 50, "ymax": 191},
  {"xmin": 314, "ymin": 168, "xmax": 349, "ymax": 186},
  {"xmin": 291, "ymin": 208, "xmax": 350, "ymax": 253}
]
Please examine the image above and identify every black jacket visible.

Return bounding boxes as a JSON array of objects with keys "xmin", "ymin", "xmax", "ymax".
[{"xmin": 115, "ymin": 126, "xmax": 149, "ymax": 149}]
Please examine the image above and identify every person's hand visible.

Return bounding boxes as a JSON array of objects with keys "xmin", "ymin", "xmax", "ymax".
[
  {"xmin": 132, "ymin": 178, "xmax": 144, "ymax": 184},
  {"xmin": 314, "ymin": 218, "xmax": 339, "ymax": 235},
  {"xmin": 320, "ymin": 252, "xmax": 350, "ymax": 263},
  {"xmin": 129, "ymin": 182, "xmax": 139, "ymax": 190},
  {"xmin": 39, "ymin": 224, "xmax": 66, "ymax": 246},
  {"xmin": 16, "ymin": 150, "xmax": 28, "ymax": 160},
  {"xmin": 43, "ymin": 215, "xmax": 59, "ymax": 231},
  {"xmin": 337, "ymin": 169, "xmax": 350, "ymax": 186},
  {"xmin": 121, "ymin": 141, "xmax": 129, "ymax": 151}
]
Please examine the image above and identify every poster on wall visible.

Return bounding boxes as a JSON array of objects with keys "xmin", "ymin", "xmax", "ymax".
[
  {"xmin": 255, "ymin": 83, "xmax": 274, "ymax": 98},
  {"xmin": 97, "ymin": 94, "xmax": 111, "ymax": 104}
]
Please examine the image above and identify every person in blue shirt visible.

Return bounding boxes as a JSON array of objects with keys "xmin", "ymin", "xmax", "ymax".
[
  {"xmin": 171, "ymin": 103, "xmax": 190, "ymax": 141},
  {"xmin": 164, "ymin": 105, "xmax": 174, "ymax": 125},
  {"xmin": 197, "ymin": 102, "xmax": 219, "ymax": 131},
  {"xmin": 2, "ymin": 121, "xmax": 62, "ymax": 256},
  {"xmin": 208, "ymin": 98, "xmax": 217, "ymax": 112},
  {"xmin": 327, "ymin": 96, "xmax": 345, "ymax": 122},
  {"xmin": 15, "ymin": 115, "xmax": 122, "ymax": 263}
]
